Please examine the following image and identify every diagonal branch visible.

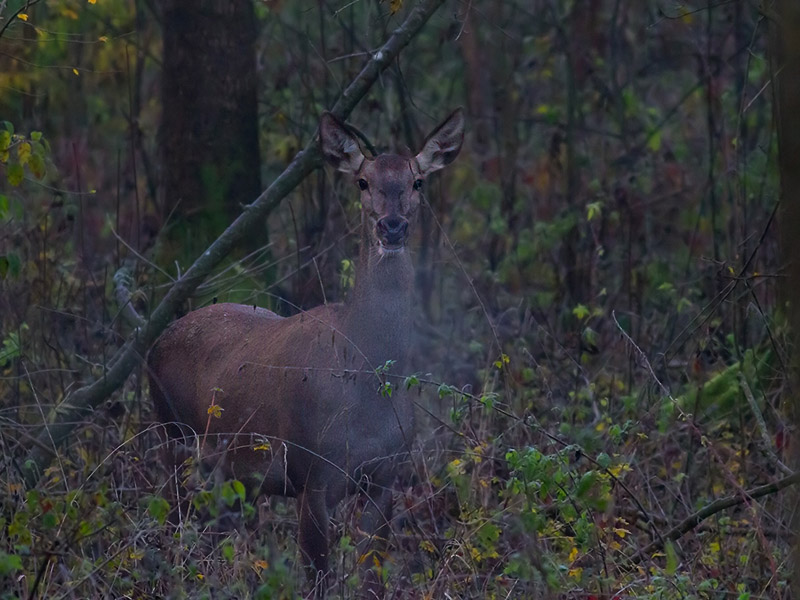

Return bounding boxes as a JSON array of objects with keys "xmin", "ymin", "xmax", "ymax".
[
  {"xmin": 629, "ymin": 470, "xmax": 800, "ymax": 563},
  {"xmin": 22, "ymin": 0, "xmax": 448, "ymax": 487}
]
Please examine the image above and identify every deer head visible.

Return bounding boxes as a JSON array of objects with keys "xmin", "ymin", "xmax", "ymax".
[{"xmin": 320, "ymin": 109, "xmax": 465, "ymax": 258}]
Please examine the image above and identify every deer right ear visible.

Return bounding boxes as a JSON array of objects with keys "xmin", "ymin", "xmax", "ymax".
[
  {"xmin": 320, "ymin": 112, "xmax": 365, "ymax": 174},
  {"xmin": 416, "ymin": 108, "xmax": 465, "ymax": 176}
]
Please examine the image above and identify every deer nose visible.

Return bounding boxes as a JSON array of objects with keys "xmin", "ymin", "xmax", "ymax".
[{"xmin": 376, "ymin": 216, "xmax": 409, "ymax": 247}]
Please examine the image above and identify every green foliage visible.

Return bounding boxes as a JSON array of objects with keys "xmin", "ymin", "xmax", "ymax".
[
  {"xmin": 146, "ymin": 495, "xmax": 170, "ymax": 525},
  {"xmin": 0, "ymin": 324, "xmax": 27, "ymax": 366},
  {"xmin": 0, "ymin": 550, "xmax": 23, "ymax": 577},
  {"xmin": 0, "ymin": 122, "xmax": 49, "ymax": 185}
]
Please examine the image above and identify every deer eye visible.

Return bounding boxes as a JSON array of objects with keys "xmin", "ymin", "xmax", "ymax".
[
  {"xmin": 413, "ymin": 179, "xmax": 424, "ymax": 190},
  {"xmin": 357, "ymin": 178, "xmax": 369, "ymax": 191}
]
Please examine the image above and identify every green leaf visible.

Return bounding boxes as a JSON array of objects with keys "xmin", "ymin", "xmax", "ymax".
[
  {"xmin": 572, "ymin": 304, "xmax": 590, "ymax": 320},
  {"xmin": 147, "ymin": 495, "xmax": 171, "ymax": 525},
  {"xmin": 232, "ymin": 480, "xmax": 246, "ymax": 502},
  {"xmin": 403, "ymin": 374, "xmax": 419, "ymax": 389},
  {"xmin": 479, "ymin": 394, "xmax": 496, "ymax": 409},
  {"xmin": 476, "ymin": 522, "xmax": 501, "ymax": 549},
  {"xmin": 222, "ymin": 539, "xmax": 235, "ymax": 562},
  {"xmin": 0, "ymin": 253, "xmax": 21, "ymax": 280},
  {"xmin": 576, "ymin": 471, "xmax": 597, "ymax": 499},
  {"xmin": 17, "ymin": 141, "xmax": 31, "ymax": 165},
  {"xmin": 0, "ymin": 195, "xmax": 8, "ymax": 219},
  {"xmin": 0, "ymin": 130, "xmax": 10, "ymax": 153},
  {"xmin": 493, "ymin": 353, "xmax": 510, "ymax": 369},
  {"xmin": 438, "ymin": 383, "xmax": 455, "ymax": 398},
  {"xmin": 647, "ymin": 128, "xmax": 662, "ymax": 152},
  {"xmin": 0, "ymin": 551, "xmax": 23, "ymax": 577},
  {"xmin": 42, "ymin": 511, "xmax": 57, "ymax": 529},
  {"xmin": 586, "ymin": 201, "xmax": 602, "ymax": 222},
  {"xmin": 28, "ymin": 153, "xmax": 46, "ymax": 179},
  {"xmin": 7, "ymin": 163, "xmax": 24, "ymax": 186},
  {"xmin": 221, "ymin": 482, "xmax": 238, "ymax": 507},
  {"xmin": 581, "ymin": 327, "xmax": 598, "ymax": 349},
  {"xmin": 665, "ymin": 540, "xmax": 678, "ymax": 574},
  {"xmin": 31, "ymin": 131, "xmax": 42, "ymax": 142}
]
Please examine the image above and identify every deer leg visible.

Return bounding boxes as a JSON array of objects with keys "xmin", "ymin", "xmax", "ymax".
[
  {"xmin": 297, "ymin": 487, "xmax": 331, "ymax": 596},
  {"xmin": 357, "ymin": 483, "xmax": 393, "ymax": 598}
]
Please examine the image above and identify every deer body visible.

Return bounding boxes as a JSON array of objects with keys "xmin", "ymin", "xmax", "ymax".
[{"xmin": 148, "ymin": 109, "xmax": 464, "ymax": 593}]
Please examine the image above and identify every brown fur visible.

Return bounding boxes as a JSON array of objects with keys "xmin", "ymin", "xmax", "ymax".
[{"xmin": 148, "ymin": 109, "xmax": 464, "ymax": 596}]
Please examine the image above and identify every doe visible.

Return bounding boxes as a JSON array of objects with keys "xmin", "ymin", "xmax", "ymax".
[{"xmin": 148, "ymin": 108, "xmax": 464, "ymax": 594}]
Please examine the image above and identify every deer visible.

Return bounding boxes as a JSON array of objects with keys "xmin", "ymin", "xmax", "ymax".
[{"xmin": 147, "ymin": 108, "xmax": 464, "ymax": 596}]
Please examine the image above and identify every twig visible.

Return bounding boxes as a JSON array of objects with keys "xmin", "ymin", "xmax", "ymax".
[
  {"xmin": 112, "ymin": 262, "xmax": 146, "ymax": 329},
  {"xmin": 738, "ymin": 373, "xmax": 792, "ymax": 475}
]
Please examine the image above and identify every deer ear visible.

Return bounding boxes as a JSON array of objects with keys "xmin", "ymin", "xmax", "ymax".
[
  {"xmin": 320, "ymin": 112, "xmax": 365, "ymax": 173},
  {"xmin": 415, "ymin": 108, "xmax": 465, "ymax": 176}
]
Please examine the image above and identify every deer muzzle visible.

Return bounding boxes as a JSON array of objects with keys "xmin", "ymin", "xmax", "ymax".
[{"xmin": 376, "ymin": 216, "xmax": 409, "ymax": 252}]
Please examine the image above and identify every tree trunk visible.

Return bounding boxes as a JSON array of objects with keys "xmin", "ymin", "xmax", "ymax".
[
  {"xmin": 772, "ymin": 2, "xmax": 800, "ymax": 596},
  {"xmin": 160, "ymin": 0, "xmax": 262, "ymax": 257}
]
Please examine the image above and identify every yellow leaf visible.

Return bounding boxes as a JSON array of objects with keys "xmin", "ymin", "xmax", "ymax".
[
  {"xmin": 18, "ymin": 142, "xmax": 31, "ymax": 165},
  {"xmin": 419, "ymin": 540, "xmax": 436, "ymax": 553},
  {"xmin": 389, "ymin": 0, "xmax": 402, "ymax": 14},
  {"xmin": 72, "ymin": 68, "xmax": 80, "ymax": 76},
  {"xmin": 493, "ymin": 354, "xmax": 509, "ymax": 369},
  {"xmin": 253, "ymin": 443, "xmax": 270, "ymax": 451},
  {"xmin": 99, "ymin": 35, "xmax": 108, "ymax": 42},
  {"xmin": 18, "ymin": 14, "xmax": 28, "ymax": 21},
  {"xmin": 252, "ymin": 559, "xmax": 268, "ymax": 573},
  {"xmin": 207, "ymin": 404, "xmax": 223, "ymax": 418},
  {"xmin": 568, "ymin": 567, "xmax": 582, "ymax": 578},
  {"xmin": 88, "ymin": 0, "xmax": 97, "ymax": 4},
  {"xmin": 609, "ymin": 463, "xmax": 628, "ymax": 477},
  {"xmin": 613, "ymin": 527, "xmax": 630, "ymax": 539},
  {"xmin": 472, "ymin": 444, "xmax": 485, "ymax": 463},
  {"xmin": 568, "ymin": 547, "xmax": 578, "ymax": 562}
]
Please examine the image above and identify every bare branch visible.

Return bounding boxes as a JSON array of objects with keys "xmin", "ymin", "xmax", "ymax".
[{"xmin": 630, "ymin": 470, "xmax": 800, "ymax": 563}]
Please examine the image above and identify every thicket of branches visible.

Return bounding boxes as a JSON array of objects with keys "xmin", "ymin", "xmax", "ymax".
[{"xmin": 0, "ymin": 1, "xmax": 796, "ymax": 598}]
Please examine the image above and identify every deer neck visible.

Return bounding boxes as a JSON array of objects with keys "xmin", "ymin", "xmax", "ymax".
[{"xmin": 345, "ymin": 233, "xmax": 414, "ymax": 372}]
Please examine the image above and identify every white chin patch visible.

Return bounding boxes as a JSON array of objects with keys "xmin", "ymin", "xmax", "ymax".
[{"xmin": 378, "ymin": 244, "xmax": 404, "ymax": 256}]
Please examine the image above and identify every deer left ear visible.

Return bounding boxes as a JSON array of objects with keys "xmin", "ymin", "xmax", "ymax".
[
  {"xmin": 320, "ymin": 112, "xmax": 366, "ymax": 174},
  {"xmin": 415, "ymin": 108, "xmax": 465, "ymax": 176}
]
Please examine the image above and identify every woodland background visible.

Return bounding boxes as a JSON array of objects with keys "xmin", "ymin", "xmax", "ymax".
[{"xmin": 1, "ymin": 0, "xmax": 798, "ymax": 598}]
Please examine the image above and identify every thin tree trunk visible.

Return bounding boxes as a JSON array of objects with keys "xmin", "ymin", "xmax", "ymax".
[
  {"xmin": 772, "ymin": 2, "xmax": 800, "ymax": 596},
  {"xmin": 160, "ymin": 0, "xmax": 262, "ymax": 256}
]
